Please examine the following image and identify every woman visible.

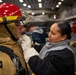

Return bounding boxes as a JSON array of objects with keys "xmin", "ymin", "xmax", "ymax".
[{"xmin": 21, "ymin": 21, "xmax": 75, "ymax": 75}]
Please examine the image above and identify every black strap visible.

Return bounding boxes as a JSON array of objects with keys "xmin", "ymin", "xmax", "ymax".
[
  {"xmin": 0, "ymin": 46, "xmax": 27, "ymax": 75},
  {"xmin": 0, "ymin": 46, "xmax": 14, "ymax": 59},
  {"xmin": 3, "ymin": 17, "xmax": 18, "ymax": 41}
]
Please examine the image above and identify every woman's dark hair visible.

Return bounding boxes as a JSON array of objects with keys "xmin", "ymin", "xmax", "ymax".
[{"xmin": 57, "ymin": 21, "xmax": 72, "ymax": 40}]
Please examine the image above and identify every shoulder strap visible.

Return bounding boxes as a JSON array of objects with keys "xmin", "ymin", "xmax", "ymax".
[
  {"xmin": 0, "ymin": 46, "xmax": 27, "ymax": 75},
  {"xmin": 0, "ymin": 46, "xmax": 14, "ymax": 59}
]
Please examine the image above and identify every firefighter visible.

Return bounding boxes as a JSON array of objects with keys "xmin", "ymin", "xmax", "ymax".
[{"xmin": 0, "ymin": 3, "xmax": 28, "ymax": 75}]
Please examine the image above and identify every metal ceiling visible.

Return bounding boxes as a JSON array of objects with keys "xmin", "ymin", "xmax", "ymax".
[
  {"xmin": 1, "ymin": 0, "xmax": 75, "ymax": 10},
  {"xmin": 0, "ymin": 0, "xmax": 75, "ymax": 21},
  {"xmin": 0, "ymin": 0, "xmax": 76, "ymax": 25}
]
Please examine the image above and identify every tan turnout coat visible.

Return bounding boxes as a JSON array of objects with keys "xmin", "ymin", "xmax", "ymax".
[{"xmin": 0, "ymin": 22, "xmax": 28, "ymax": 75}]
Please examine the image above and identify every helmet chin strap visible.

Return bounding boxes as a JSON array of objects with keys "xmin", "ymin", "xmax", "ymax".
[{"xmin": 3, "ymin": 17, "xmax": 18, "ymax": 41}]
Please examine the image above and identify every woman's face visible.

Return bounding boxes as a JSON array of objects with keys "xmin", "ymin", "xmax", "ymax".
[{"xmin": 48, "ymin": 23, "xmax": 66, "ymax": 42}]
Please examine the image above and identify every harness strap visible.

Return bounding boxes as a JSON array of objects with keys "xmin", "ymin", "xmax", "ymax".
[{"xmin": 0, "ymin": 46, "xmax": 27, "ymax": 75}]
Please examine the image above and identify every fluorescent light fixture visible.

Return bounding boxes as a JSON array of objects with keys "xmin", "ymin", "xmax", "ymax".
[
  {"xmin": 56, "ymin": 5, "xmax": 59, "ymax": 8},
  {"xmin": 61, "ymin": 0, "xmax": 64, "ymax": 1},
  {"xmin": 58, "ymin": 2, "xmax": 62, "ymax": 5},
  {"xmin": 0, "ymin": 0, "xmax": 2, "ymax": 2},
  {"xmin": 38, "ymin": 0, "xmax": 42, "ymax": 2},
  {"xmin": 38, "ymin": 3, "xmax": 42, "ymax": 8},
  {"xmin": 32, "ymin": 12, "xmax": 34, "ymax": 15},
  {"xmin": 39, "ymin": 5, "xmax": 42, "ymax": 8},
  {"xmin": 28, "ymin": 5, "xmax": 31, "ymax": 8},
  {"xmin": 23, "ymin": 3, "xmax": 27, "ymax": 6},
  {"xmin": 38, "ymin": 3, "xmax": 42, "ymax": 6},
  {"xmin": 42, "ymin": 12, "xmax": 45, "ymax": 15},
  {"xmin": 19, "ymin": 0, "xmax": 23, "ymax": 2},
  {"xmin": 54, "ymin": 14, "xmax": 56, "ymax": 19}
]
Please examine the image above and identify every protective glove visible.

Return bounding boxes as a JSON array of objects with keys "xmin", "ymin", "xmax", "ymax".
[
  {"xmin": 23, "ymin": 47, "xmax": 39, "ymax": 63},
  {"xmin": 20, "ymin": 34, "xmax": 32, "ymax": 51},
  {"xmin": 20, "ymin": 34, "xmax": 39, "ymax": 63}
]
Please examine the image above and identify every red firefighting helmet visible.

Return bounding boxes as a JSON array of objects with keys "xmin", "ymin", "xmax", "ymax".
[{"xmin": 0, "ymin": 3, "xmax": 22, "ymax": 22}]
